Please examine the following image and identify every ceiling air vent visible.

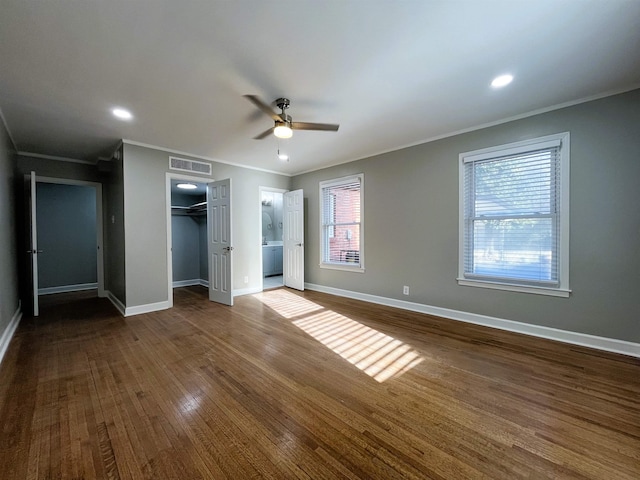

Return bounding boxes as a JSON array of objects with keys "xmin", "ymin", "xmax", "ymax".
[{"xmin": 169, "ymin": 156, "xmax": 212, "ymax": 176}]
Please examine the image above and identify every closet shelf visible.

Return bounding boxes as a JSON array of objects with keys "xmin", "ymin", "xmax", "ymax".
[{"xmin": 171, "ymin": 201, "xmax": 207, "ymax": 216}]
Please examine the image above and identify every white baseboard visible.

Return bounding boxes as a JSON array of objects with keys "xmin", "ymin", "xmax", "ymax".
[
  {"xmin": 125, "ymin": 300, "xmax": 171, "ymax": 317},
  {"xmin": 105, "ymin": 291, "xmax": 170, "ymax": 317},
  {"xmin": 106, "ymin": 290, "xmax": 125, "ymax": 316},
  {"xmin": 233, "ymin": 286, "xmax": 263, "ymax": 297},
  {"xmin": 0, "ymin": 302, "xmax": 22, "ymax": 367},
  {"xmin": 173, "ymin": 279, "xmax": 209, "ymax": 288},
  {"xmin": 305, "ymin": 283, "xmax": 640, "ymax": 358},
  {"xmin": 39, "ymin": 282, "xmax": 98, "ymax": 295}
]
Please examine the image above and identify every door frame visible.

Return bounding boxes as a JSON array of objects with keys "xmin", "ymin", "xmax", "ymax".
[
  {"xmin": 259, "ymin": 186, "xmax": 287, "ymax": 291},
  {"xmin": 165, "ymin": 172, "xmax": 212, "ymax": 308},
  {"xmin": 33, "ymin": 175, "xmax": 105, "ymax": 299}
]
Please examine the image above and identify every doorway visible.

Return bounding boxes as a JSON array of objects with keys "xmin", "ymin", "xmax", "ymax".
[
  {"xmin": 26, "ymin": 174, "xmax": 105, "ymax": 316},
  {"xmin": 167, "ymin": 175, "xmax": 208, "ymax": 306},
  {"xmin": 166, "ymin": 173, "xmax": 233, "ymax": 307},
  {"xmin": 260, "ymin": 188, "xmax": 285, "ymax": 289}
]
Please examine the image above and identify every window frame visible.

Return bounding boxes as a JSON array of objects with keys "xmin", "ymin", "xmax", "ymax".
[
  {"xmin": 458, "ymin": 132, "xmax": 571, "ymax": 297},
  {"xmin": 319, "ymin": 174, "xmax": 365, "ymax": 273}
]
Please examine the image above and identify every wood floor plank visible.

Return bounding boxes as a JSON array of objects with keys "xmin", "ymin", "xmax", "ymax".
[{"xmin": 0, "ymin": 286, "xmax": 638, "ymax": 479}]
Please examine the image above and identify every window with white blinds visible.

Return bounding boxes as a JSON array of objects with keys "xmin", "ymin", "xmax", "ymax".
[
  {"xmin": 458, "ymin": 133, "xmax": 570, "ymax": 297},
  {"xmin": 319, "ymin": 174, "xmax": 364, "ymax": 271}
]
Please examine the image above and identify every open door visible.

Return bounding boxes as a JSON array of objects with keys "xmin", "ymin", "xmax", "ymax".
[
  {"xmin": 284, "ymin": 189, "xmax": 304, "ymax": 291},
  {"xmin": 26, "ymin": 171, "xmax": 40, "ymax": 316},
  {"xmin": 207, "ymin": 178, "xmax": 233, "ymax": 306}
]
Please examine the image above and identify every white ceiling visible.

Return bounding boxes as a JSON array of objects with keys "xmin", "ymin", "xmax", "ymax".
[{"xmin": 1, "ymin": 0, "xmax": 639, "ymax": 176}]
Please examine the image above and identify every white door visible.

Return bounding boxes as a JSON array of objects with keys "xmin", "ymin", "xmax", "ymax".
[
  {"xmin": 284, "ymin": 189, "xmax": 304, "ymax": 291},
  {"xmin": 27, "ymin": 171, "xmax": 40, "ymax": 316},
  {"xmin": 207, "ymin": 178, "xmax": 233, "ymax": 306}
]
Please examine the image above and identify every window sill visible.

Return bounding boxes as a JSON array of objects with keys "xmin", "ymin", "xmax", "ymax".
[
  {"xmin": 320, "ymin": 263, "xmax": 365, "ymax": 273},
  {"xmin": 457, "ymin": 278, "xmax": 570, "ymax": 297}
]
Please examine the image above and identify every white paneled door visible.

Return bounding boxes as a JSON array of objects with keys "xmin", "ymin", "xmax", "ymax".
[
  {"xmin": 284, "ymin": 189, "xmax": 304, "ymax": 291},
  {"xmin": 207, "ymin": 178, "xmax": 233, "ymax": 306}
]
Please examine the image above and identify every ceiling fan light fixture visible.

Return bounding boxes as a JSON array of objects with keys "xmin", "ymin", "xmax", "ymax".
[{"xmin": 273, "ymin": 123, "xmax": 293, "ymax": 139}]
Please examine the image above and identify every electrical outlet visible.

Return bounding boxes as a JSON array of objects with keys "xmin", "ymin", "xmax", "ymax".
[
  {"xmin": 244, "ymin": 276, "xmax": 249, "ymax": 284},
  {"xmin": 403, "ymin": 285, "xmax": 410, "ymax": 295}
]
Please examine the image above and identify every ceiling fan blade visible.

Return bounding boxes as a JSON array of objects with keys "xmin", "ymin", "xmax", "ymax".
[
  {"xmin": 253, "ymin": 127, "xmax": 275, "ymax": 140},
  {"xmin": 243, "ymin": 95, "xmax": 285, "ymax": 122},
  {"xmin": 291, "ymin": 121, "xmax": 339, "ymax": 132}
]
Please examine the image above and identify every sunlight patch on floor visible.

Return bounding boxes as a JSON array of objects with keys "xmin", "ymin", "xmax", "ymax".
[
  {"xmin": 255, "ymin": 290, "xmax": 423, "ymax": 383},
  {"xmin": 253, "ymin": 289, "xmax": 324, "ymax": 318}
]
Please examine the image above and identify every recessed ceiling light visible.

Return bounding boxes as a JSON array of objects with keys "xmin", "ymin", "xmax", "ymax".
[
  {"xmin": 177, "ymin": 183, "xmax": 197, "ymax": 190},
  {"xmin": 491, "ymin": 74, "xmax": 514, "ymax": 88},
  {"xmin": 112, "ymin": 107, "xmax": 133, "ymax": 120}
]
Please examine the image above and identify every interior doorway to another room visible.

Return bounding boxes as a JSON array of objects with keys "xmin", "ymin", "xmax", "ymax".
[
  {"xmin": 26, "ymin": 175, "xmax": 105, "ymax": 317},
  {"xmin": 260, "ymin": 188, "xmax": 285, "ymax": 289}
]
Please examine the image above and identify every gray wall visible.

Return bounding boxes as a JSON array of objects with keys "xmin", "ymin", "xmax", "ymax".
[
  {"xmin": 0, "ymin": 119, "xmax": 19, "ymax": 336},
  {"xmin": 171, "ymin": 215, "xmax": 201, "ymax": 282},
  {"xmin": 292, "ymin": 89, "xmax": 640, "ymax": 343},
  {"xmin": 36, "ymin": 183, "xmax": 97, "ymax": 289},
  {"xmin": 123, "ymin": 143, "xmax": 290, "ymax": 308},
  {"xmin": 102, "ymin": 146, "xmax": 126, "ymax": 304}
]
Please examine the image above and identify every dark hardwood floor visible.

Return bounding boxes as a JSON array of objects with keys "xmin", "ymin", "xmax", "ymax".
[{"xmin": 1, "ymin": 286, "xmax": 638, "ymax": 479}]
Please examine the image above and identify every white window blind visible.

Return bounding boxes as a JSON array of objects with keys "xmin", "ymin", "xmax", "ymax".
[
  {"xmin": 459, "ymin": 133, "xmax": 570, "ymax": 295},
  {"xmin": 320, "ymin": 175, "xmax": 364, "ymax": 270}
]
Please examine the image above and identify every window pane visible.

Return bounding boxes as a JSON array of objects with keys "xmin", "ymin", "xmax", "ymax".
[
  {"xmin": 474, "ymin": 151, "xmax": 553, "ymax": 216},
  {"xmin": 470, "ymin": 217, "xmax": 556, "ymax": 283},
  {"xmin": 325, "ymin": 224, "xmax": 360, "ymax": 263}
]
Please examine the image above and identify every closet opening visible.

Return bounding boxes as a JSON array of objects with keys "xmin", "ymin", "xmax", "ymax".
[
  {"xmin": 169, "ymin": 178, "xmax": 209, "ymax": 300},
  {"xmin": 25, "ymin": 175, "xmax": 105, "ymax": 316}
]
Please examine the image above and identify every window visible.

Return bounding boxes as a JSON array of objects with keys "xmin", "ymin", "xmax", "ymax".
[
  {"xmin": 320, "ymin": 174, "xmax": 364, "ymax": 271},
  {"xmin": 458, "ymin": 133, "xmax": 570, "ymax": 297}
]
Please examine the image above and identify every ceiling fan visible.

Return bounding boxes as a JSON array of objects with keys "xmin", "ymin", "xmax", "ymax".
[{"xmin": 244, "ymin": 95, "xmax": 339, "ymax": 140}]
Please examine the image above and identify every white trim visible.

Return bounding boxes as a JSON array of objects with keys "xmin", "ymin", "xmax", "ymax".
[
  {"xmin": 304, "ymin": 283, "xmax": 640, "ymax": 359},
  {"xmin": 39, "ymin": 283, "xmax": 98, "ymax": 295},
  {"xmin": 172, "ymin": 279, "xmax": 209, "ymax": 288},
  {"xmin": 0, "ymin": 303, "xmax": 22, "ymax": 367},
  {"xmin": 234, "ymin": 286, "xmax": 263, "ymax": 297},
  {"xmin": 456, "ymin": 279, "xmax": 570, "ymax": 297},
  {"xmin": 124, "ymin": 139, "xmax": 288, "ymax": 176},
  {"xmin": 106, "ymin": 291, "xmax": 125, "ymax": 316},
  {"xmin": 125, "ymin": 300, "xmax": 171, "ymax": 317},
  {"xmin": 319, "ymin": 263, "xmax": 366, "ymax": 273},
  {"xmin": 462, "ymin": 135, "xmax": 563, "ymax": 163},
  {"xmin": 291, "ymin": 83, "xmax": 640, "ymax": 176}
]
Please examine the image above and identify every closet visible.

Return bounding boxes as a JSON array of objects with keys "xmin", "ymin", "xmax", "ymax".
[{"xmin": 171, "ymin": 183, "xmax": 208, "ymax": 288}]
